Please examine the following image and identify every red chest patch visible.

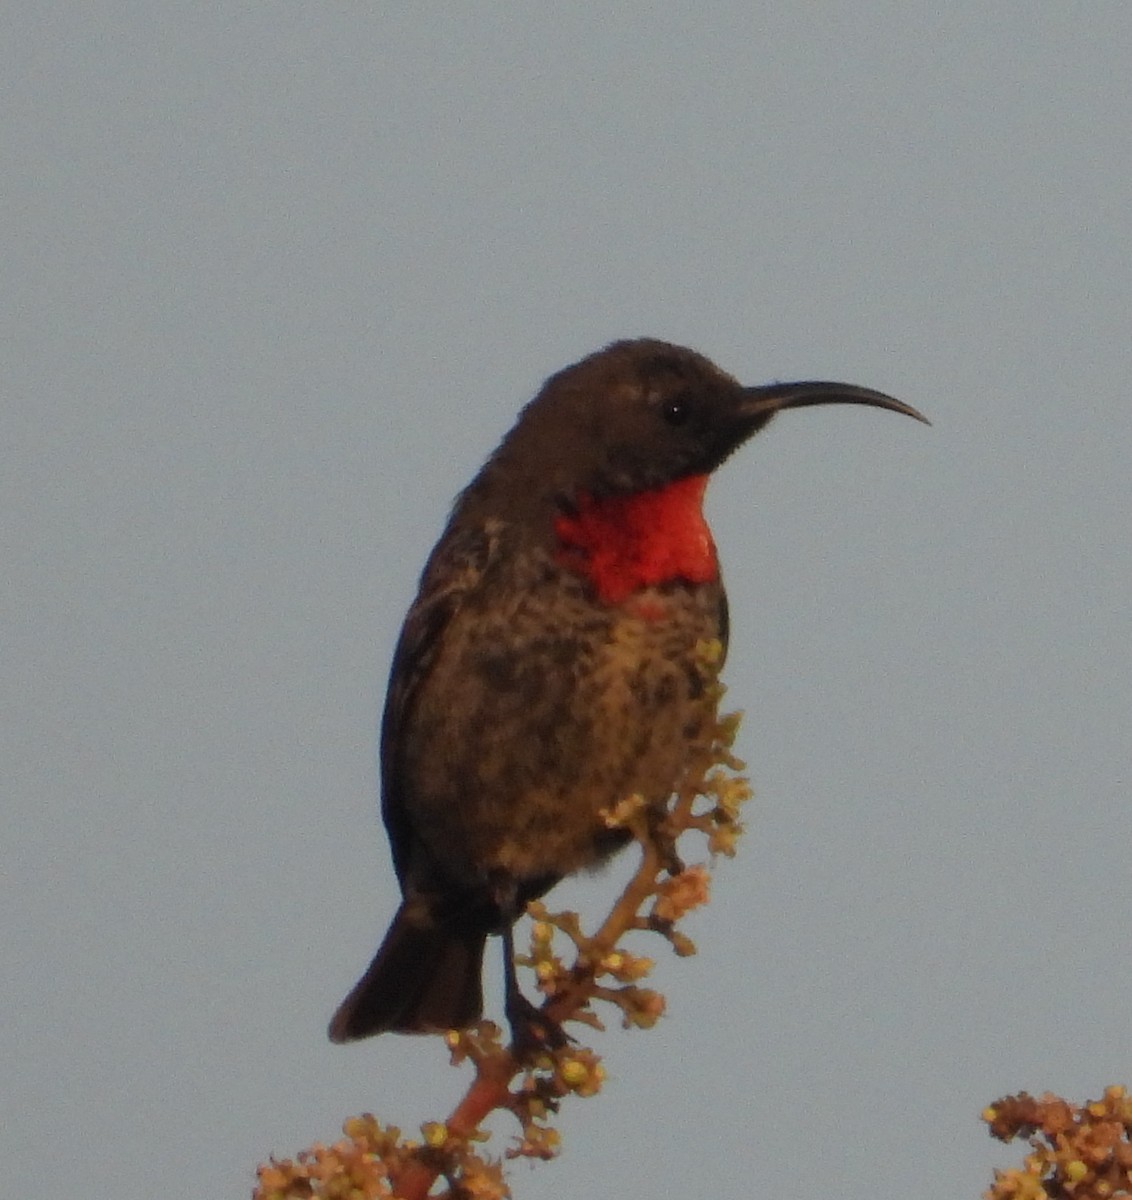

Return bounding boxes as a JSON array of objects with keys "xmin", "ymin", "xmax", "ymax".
[{"xmin": 553, "ymin": 474, "xmax": 718, "ymax": 606}]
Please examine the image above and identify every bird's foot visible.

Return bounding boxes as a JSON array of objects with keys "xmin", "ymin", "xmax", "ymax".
[
  {"xmin": 505, "ymin": 990, "xmax": 572, "ymax": 1061},
  {"xmin": 645, "ymin": 806, "xmax": 685, "ymax": 876}
]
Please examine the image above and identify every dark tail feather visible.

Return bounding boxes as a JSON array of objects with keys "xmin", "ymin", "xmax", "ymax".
[{"xmin": 328, "ymin": 902, "xmax": 487, "ymax": 1042}]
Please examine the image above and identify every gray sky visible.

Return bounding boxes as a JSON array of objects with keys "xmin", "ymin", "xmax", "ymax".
[{"xmin": 5, "ymin": 6, "xmax": 1132, "ymax": 1198}]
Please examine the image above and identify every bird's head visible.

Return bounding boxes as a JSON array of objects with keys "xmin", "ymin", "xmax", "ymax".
[{"xmin": 471, "ymin": 339, "xmax": 927, "ymax": 511}]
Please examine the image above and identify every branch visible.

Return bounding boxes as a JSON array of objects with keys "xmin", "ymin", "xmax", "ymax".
[{"xmin": 254, "ymin": 641, "xmax": 750, "ymax": 1199}]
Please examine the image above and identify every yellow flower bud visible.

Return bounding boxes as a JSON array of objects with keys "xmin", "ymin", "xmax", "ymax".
[
  {"xmin": 422, "ymin": 1121, "xmax": 448, "ymax": 1148},
  {"xmin": 560, "ymin": 1060, "xmax": 589, "ymax": 1088}
]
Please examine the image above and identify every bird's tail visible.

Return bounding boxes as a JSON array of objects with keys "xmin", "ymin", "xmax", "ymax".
[{"xmin": 327, "ymin": 900, "xmax": 487, "ymax": 1042}]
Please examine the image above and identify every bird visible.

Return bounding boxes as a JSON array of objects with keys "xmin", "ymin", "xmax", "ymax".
[{"xmin": 328, "ymin": 338, "xmax": 927, "ymax": 1046}]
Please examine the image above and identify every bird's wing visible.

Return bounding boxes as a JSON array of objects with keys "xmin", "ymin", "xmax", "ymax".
[{"xmin": 378, "ymin": 519, "xmax": 503, "ymax": 886}]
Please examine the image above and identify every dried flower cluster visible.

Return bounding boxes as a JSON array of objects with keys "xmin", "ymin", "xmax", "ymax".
[
  {"xmin": 255, "ymin": 632, "xmax": 1131, "ymax": 1200},
  {"xmin": 984, "ymin": 1087, "xmax": 1132, "ymax": 1200},
  {"xmin": 255, "ymin": 641, "xmax": 749, "ymax": 1200}
]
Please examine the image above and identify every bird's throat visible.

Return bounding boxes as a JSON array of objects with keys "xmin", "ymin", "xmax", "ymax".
[{"xmin": 553, "ymin": 474, "xmax": 718, "ymax": 606}]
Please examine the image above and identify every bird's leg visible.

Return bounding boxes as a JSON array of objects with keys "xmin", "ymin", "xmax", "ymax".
[
  {"xmin": 645, "ymin": 801, "xmax": 685, "ymax": 876},
  {"xmin": 501, "ymin": 922, "xmax": 570, "ymax": 1056},
  {"xmin": 492, "ymin": 878, "xmax": 570, "ymax": 1058}
]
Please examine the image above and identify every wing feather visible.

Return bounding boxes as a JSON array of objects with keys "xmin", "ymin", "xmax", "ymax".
[{"xmin": 379, "ymin": 520, "xmax": 503, "ymax": 884}]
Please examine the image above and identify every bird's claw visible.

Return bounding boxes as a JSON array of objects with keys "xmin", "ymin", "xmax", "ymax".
[{"xmin": 505, "ymin": 991, "xmax": 573, "ymax": 1061}]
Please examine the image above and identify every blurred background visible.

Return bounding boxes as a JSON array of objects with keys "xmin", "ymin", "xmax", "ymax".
[{"xmin": 4, "ymin": 6, "xmax": 1131, "ymax": 1197}]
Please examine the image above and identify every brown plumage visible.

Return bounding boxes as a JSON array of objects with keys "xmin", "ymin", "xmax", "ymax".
[{"xmin": 328, "ymin": 339, "xmax": 926, "ymax": 1044}]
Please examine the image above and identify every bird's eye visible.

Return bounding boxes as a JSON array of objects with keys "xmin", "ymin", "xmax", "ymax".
[{"xmin": 661, "ymin": 394, "xmax": 691, "ymax": 426}]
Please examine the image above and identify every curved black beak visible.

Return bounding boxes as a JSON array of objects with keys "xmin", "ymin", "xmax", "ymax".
[{"xmin": 740, "ymin": 381, "xmax": 930, "ymax": 426}]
